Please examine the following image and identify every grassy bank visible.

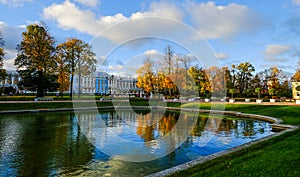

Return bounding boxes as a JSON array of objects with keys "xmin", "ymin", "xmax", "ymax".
[
  {"xmin": 0, "ymin": 100, "xmax": 181, "ymax": 111},
  {"xmin": 170, "ymin": 128, "xmax": 300, "ymax": 177},
  {"xmin": 170, "ymin": 102, "xmax": 300, "ymax": 177}
]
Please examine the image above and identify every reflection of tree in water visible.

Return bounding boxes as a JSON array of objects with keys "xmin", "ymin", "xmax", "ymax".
[
  {"xmin": 0, "ymin": 113, "xmax": 94, "ymax": 177},
  {"xmin": 192, "ymin": 115, "xmax": 268, "ymax": 139},
  {"xmin": 136, "ymin": 111, "xmax": 180, "ymax": 142}
]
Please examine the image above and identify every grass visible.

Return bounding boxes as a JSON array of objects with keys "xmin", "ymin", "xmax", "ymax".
[
  {"xmin": 170, "ymin": 102, "xmax": 300, "ymax": 177},
  {"xmin": 1, "ymin": 100, "xmax": 300, "ymax": 176},
  {"xmin": 170, "ymin": 128, "xmax": 300, "ymax": 177},
  {"xmin": 183, "ymin": 103, "xmax": 300, "ymax": 125},
  {"xmin": 0, "ymin": 99, "xmax": 181, "ymax": 111}
]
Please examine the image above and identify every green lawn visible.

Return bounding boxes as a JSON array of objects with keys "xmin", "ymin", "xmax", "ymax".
[
  {"xmin": 0, "ymin": 100, "xmax": 299, "ymax": 176},
  {"xmin": 171, "ymin": 102, "xmax": 300, "ymax": 177}
]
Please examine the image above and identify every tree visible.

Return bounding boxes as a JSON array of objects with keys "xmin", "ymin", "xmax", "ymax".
[
  {"xmin": 189, "ymin": 65, "xmax": 211, "ymax": 98},
  {"xmin": 164, "ymin": 45, "xmax": 173, "ymax": 75},
  {"xmin": 136, "ymin": 59, "xmax": 155, "ymax": 95},
  {"xmin": 56, "ymin": 46, "xmax": 70, "ymax": 97},
  {"xmin": 15, "ymin": 23, "xmax": 57, "ymax": 97},
  {"xmin": 57, "ymin": 38, "xmax": 96, "ymax": 97},
  {"xmin": 0, "ymin": 32, "xmax": 7, "ymax": 83},
  {"xmin": 205, "ymin": 66, "xmax": 225, "ymax": 97},
  {"xmin": 292, "ymin": 70, "xmax": 300, "ymax": 82},
  {"xmin": 250, "ymin": 74, "xmax": 261, "ymax": 95},
  {"xmin": 236, "ymin": 62, "xmax": 255, "ymax": 95},
  {"xmin": 229, "ymin": 88, "xmax": 235, "ymax": 99},
  {"xmin": 268, "ymin": 88, "xmax": 275, "ymax": 98},
  {"xmin": 255, "ymin": 87, "xmax": 261, "ymax": 99}
]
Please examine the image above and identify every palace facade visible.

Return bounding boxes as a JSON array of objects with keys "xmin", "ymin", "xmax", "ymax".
[
  {"xmin": 72, "ymin": 72, "xmax": 142, "ymax": 96},
  {"xmin": 1, "ymin": 71, "xmax": 142, "ymax": 96}
]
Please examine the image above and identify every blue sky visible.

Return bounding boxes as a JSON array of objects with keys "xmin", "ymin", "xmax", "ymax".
[{"xmin": 0, "ymin": 0, "xmax": 299, "ymax": 77}]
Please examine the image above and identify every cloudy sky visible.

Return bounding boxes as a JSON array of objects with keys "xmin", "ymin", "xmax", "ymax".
[{"xmin": 0, "ymin": 0, "xmax": 299, "ymax": 75}]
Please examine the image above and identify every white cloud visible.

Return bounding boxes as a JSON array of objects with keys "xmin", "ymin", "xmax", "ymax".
[
  {"xmin": 108, "ymin": 65, "xmax": 123, "ymax": 71},
  {"xmin": 144, "ymin": 49, "xmax": 159, "ymax": 55},
  {"xmin": 0, "ymin": 22, "xmax": 25, "ymax": 70},
  {"xmin": 264, "ymin": 57, "xmax": 288, "ymax": 62},
  {"xmin": 43, "ymin": 1, "xmax": 184, "ymax": 42},
  {"xmin": 74, "ymin": 0, "xmax": 99, "ymax": 7},
  {"xmin": 0, "ymin": 0, "xmax": 32, "ymax": 6},
  {"xmin": 265, "ymin": 44, "xmax": 291, "ymax": 56},
  {"xmin": 264, "ymin": 44, "xmax": 291, "ymax": 62},
  {"xmin": 216, "ymin": 52, "xmax": 229, "ymax": 60},
  {"xmin": 186, "ymin": 1, "xmax": 264, "ymax": 40},
  {"xmin": 292, "ymin": 0, "xmax": 300, "ymax": 5},
  {"xmin": 43, "ymin": 1, "xmax": 102, "ymax": 35}
]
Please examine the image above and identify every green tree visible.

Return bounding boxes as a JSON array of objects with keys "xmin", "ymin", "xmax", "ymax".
[
  {"xmin": 57, "ymin": 38, "xmax": 96, "ymax": 97},
  {"xmin": 189, "ymin": 65, "xmax": 211, "ymax": 98},
  {"xmin": 250, "ymin": 74, "xmax": 261, "ymax": 96},
  {"xmin": 268, "ymin": 88, "xmax": 275, "ymax": 97},
  {"xmin": 255, "ymin": 87, "xmax": 261, "ymax": 99},
  {"xmin": 0, "ymin": 32, "xmax": 7, "ymax": 83},
  {"xmin": 15, "ymin": 23, "xmax": 57, "ymax": 97},
  {"xmin": 236, "ymin": 62, "xmax": 255, "ymax": 95},
  {"xmin": 229, "ymin": 88, "xmax": 235, "ymax": 99}
]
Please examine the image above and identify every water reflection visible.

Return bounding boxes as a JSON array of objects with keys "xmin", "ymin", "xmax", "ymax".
[{"xmin": 0, "ymin": 110, "xmax": 273, "ymax": 176}]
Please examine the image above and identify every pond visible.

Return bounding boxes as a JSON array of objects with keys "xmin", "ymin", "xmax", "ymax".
[{"xmin": 0, "ymin": 109, "xmax": 274, "ymax": 176}]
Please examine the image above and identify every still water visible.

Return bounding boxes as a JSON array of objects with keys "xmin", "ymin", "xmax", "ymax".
[{"xmin": 0, "ymin": 109, "xmax": 273, "ymax": 177}]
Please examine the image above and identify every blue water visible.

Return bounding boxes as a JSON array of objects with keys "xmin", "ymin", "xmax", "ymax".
[{"xmin": 0, "ymin": 110, "xmax": 273, "ymax": 176}]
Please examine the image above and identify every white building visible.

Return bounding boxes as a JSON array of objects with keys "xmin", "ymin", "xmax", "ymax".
[
  {"xmin": 72, "ymin": 72, "xmax": 142, "ymax": 96},
  {"xmin": 292, "ymin": 82, "xmax": 300, "ymax": 100}
]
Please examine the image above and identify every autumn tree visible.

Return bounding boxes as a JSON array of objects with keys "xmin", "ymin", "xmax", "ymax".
[
  {"xmin": 258, "ymin": 67, "xmax": 289, "ymax": 97},
  {"xmin": 57, "ymin": 38, "xmax": 96, "ymax": 97},
  {"xmin": 205, "ymin": 66, "xmax": 226, "ymax": 97},
  {"xmin": 136, "ymin": 59, "xmax": 155, "ymax": 95},
  {"xmin": 136, "ymin": 58, "xmax": 179, "ymax": 98},
  {"xmin": 189, "ymin": 65, "xmax": 211, "ymax": 98},
  {"xmin": 56, "ymin": 45, "xmax": 70, "ymax": 97},
  {"xmin": 15, "ymin": 23, "xmax": 57, "ymax": 97},
  {"xmin": 292, "ymin": 70, "xmax": 300, "ymax": 82}
]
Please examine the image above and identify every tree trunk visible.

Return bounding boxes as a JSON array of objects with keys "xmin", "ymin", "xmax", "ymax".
[
  {"xmin": 70, "ymin": 74, "xmax": 74, "ymax": 97},
  {"xmin": 37, "ymin": 70, "xmax": 44, "ymax": 97},
  {"xmin": 78, "ymin": 72, "xmax": 81, "ymax": 97}
]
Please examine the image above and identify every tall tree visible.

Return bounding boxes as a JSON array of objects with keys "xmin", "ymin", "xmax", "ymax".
[
  {"xmin": 136, "ymin": 59, "xmax": 155, "ymax": 95},
  {"xmin": 206, "ymin": 66, "xmax": 225, "ymax": 97},
  {"xmin": 15, "ymin": 23, "xmax": 57, "ymax": 97},
  {"xmin": 164, "ymin": 45, "xmax": 173, "ymax": 75},
  {"xmin": 56, "ymin": 45, "xmax": 70, "ymax": 97},
  {"xmin": 292, "ymin": 70, "xmax": 300, "ymax": 82},
  {"xmin": 0, "ymin": 32, "xmax": 7, "ymax": 83},
  {"xmin": 236, "ymin": 62, "xmax": 255, "ymax": 94},
  {"xmin": 189, "ymin": 65, "xmax": 211, "ymax": 98},
  {"xmin": 57, "ymin": 38, "xmax": 96, "ymax": 97}
]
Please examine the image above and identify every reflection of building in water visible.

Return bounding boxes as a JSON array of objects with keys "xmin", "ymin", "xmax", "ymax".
[{"xmin": 72, "ymin": 71, "xmax": 143, "ymax": 95}]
